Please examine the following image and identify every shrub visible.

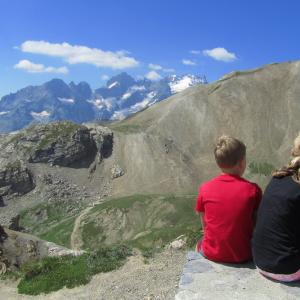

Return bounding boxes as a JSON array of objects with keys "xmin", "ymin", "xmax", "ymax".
[{"xmin": 17, "ymin": 245, "xmax": 132, "ymax": 295}]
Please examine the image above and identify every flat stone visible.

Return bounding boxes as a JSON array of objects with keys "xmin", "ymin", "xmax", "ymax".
[
  {"xmin": 180, "ymin": 274, "xmax": 194, "ymax": 285},
  {"xmin": 183, "ymin": 260, "xmax": 213, "ymax": 274},
  {"xmin": 175, "ymin": 251, "xmax": 300, "ymax": 300}
]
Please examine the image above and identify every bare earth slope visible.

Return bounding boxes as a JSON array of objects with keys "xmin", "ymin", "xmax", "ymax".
[{"xmin": 109, "ymin": 61, "xmax": 300, "ymax": 195}]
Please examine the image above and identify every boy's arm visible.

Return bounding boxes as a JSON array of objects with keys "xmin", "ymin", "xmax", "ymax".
[
  {"xmin": 199, "ymin": 212, "xmax": 205, "ymax": 234},
  {"xmin": 195, "ymin": 185, "xmax": 205, "ymax": 234}
]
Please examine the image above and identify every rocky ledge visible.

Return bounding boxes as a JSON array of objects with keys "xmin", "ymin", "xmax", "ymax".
[
  {"xmin": 0, "ymin": 226, "xmax": 83, "ymax": 274},
  {"xmin": 1, "ymin": 121, "xmax": 114, "ymax": 168},
  {"xmin": 176, "ymin": 252, "xmax": 300, "ymax": 300},
  {"xmin": 0, "ymin": 160, "xmax": 35, "ymax": 197}
]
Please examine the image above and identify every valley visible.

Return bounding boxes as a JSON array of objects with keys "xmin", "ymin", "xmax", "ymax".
[{"xmin": 1, "ymin": 61, "xmax": 300, "ymax": 297}]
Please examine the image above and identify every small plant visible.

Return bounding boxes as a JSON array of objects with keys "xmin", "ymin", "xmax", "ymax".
[
  {"xmin": 5, "ymin": 159, "xmax": 22, "ymax": 171},
  {"xmin": 185, "ymin": 227, "xmax": 203, "ymax": 249},
  {"xmin": 248, "ymin": 161, "xmax": 275, "ymax": 176}
]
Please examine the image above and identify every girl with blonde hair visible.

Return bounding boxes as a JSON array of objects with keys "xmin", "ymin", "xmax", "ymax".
[{"xmin": 252, "ymin": 133, "xmax": 300, "ymax": 282}]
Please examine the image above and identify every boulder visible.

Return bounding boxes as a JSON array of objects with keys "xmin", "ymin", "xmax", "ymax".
[
  {"xmin": 8, "ymin": 215, "xmax": 21, "ymax": 231},
  {"xmin": 0, "ymin": 160, "xmax": 35, "ymax": 196},
  {"xmin": 168, "ymin": 235, "xmax": 187, "ymax": 250},
  {"xmin": 111, "ymin": 164, "xmax": 125, "ymax": 179},
  {"xmin": 0, "ymin": 228, "xmax": 83, "ymax": 271}
]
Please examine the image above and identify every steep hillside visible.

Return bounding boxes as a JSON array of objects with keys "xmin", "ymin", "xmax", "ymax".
[{"xmin": 108, "ymin": 61, "xmax": 300, "ymax": 195}]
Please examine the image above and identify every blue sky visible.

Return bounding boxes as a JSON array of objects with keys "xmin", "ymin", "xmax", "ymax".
[{"xmin": 1, "ymin": 0, "xmax": 300, "ymax": 97}]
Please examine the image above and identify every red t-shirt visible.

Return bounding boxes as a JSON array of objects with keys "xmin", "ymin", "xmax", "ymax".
[{"xmin": 195, "ymin": 173, "xmax": 262, "ymax": 263}]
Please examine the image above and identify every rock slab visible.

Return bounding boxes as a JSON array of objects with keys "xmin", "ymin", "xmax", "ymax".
[{"xmin": 175, "ymin": 251, "xmax": 300, "ymax": 300}]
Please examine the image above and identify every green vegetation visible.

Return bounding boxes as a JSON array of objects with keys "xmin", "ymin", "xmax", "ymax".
[
  {"xmin": 185, "ymin": 227, "xmax": 203, "ymax": 249},
  {"xmin": 109, "ymin": 123, "xmax": 143, "ymax": 133},
  {"xmin": 248, "ymin": 161, "xmax": 275, "ymax": 176},
  {"xmin": 219, "ymin": 67, "xmax": 263, "ymax": 82},
  {"xmin": 5, "ymin": 159, "xmax": 22, "ymax": 171},
  {"xmin": 16, "ymin": 245, "xmax": 131, "ymax": 295},
  {"xmin": 19, "ymin": 200, "xmax": 82, "ymax": 247},
  {"xmin": 39, "ymin": 217, "xmax": 76, "ymax": 248},
  {"xmin": 5, "ymin": 132, "xmax": 24, "ymax": 146},
  {"xmin": 36, "ymin": 121, "xmax": 80, "ymax": 150},
  {"xmin": 81, "ymin": 194, "xmax": 201, "ymax": 253}
]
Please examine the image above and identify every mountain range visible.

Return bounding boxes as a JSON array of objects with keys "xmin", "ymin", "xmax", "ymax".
[{"xmin": 0, "ymin": 73, "xmax": 207, "ymax": 133}]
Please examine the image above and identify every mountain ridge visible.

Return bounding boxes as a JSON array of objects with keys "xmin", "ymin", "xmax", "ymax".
[{"xmin": 0, "ymin": 73, "xmax": 207, "ymax": 133}]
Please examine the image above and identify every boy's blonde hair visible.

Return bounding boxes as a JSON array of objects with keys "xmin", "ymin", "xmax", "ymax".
[{"xmin": 214, "ymin": 135, "xmax": 246, "ymax": 168}]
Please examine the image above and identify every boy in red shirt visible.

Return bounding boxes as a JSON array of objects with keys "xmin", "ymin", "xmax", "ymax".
[{"xmin": 195, "ymin": 135, "xmax": 262, "ymax": 263}]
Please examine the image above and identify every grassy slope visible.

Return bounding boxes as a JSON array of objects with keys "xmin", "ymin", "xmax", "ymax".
[
  {"xmin": 81, "ymin": 194, "xmax": 201, "ymax": 251},
  {"xmin": 19, "ymin": 201, "xmax": 81, "ymax": 248}
]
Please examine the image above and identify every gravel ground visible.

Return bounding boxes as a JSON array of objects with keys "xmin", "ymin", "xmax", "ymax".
[{"xmin": 0, "ymin": 249, "xmax": 186, "ymax": 300}]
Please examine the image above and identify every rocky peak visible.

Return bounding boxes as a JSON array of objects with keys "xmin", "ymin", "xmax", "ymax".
[
  {"xmin": 69, "ymin": 81, "xmax": 92, "ymax": 100},
  {"xmin": 106, "ymin": 72, "xmax": 135, "ymax": 89}
]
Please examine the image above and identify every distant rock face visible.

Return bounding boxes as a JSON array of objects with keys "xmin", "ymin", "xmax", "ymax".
[
  {"xmin": 0, "ymin": 160, "xmax": 35, "ymax": 196},
  {"xmin": 0, "ymin": 121, "xmax": 112, "ymax": 168},
  {"xmin": 94, "ymin": 73, "xmax": 207, "ymax": 121},
  {"xmin": 87, "ymin": 124, "xmax": 114, "ymax": 163},
  {"xmin": 0, "ymin": 79, "xmax": 95, "ymax": 133},
  {"xmin": 0, "ymin": 73, "xmax": 207, "ymax": 133},
  {"xmin": 0, "ymin": 121, "xmax": 113, "ymax": 210},
  {"xmin": 28, "ymin": 123, "xmax": 97, "ymax": 167}
]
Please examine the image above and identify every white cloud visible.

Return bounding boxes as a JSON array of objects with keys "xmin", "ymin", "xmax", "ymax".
[
  {"xmin": 101, "ymin": 74, "xmax": 110, "ymax": 80},
  {"xmin": 145, "ymin": 71, "xmax": 162, "ymax": 81},
  {"xmin": 149, "ymin": 63, "xmax": 175, "ymax": 73},
  {"xmin": 190, "ymin": 50, "xmax": 201, "ymax": 55},
  {"xmin": 20, "ymin": 40, "xmax": 139, "ymax": 69},
  {"xmin": 203, "ymin": 47, "xmax": 237, "ymax": 62},
  {"xmin": 14, "ymin": 59, "xmax": 68, "ymax": 74},
  {"xmin": 163, "ymin": 68, "xmax": 175, "ymax": 73},
  {"xmin": 182, "ymin": 59, "xmax": 197, "ymax": 66},
  {"xmin": 148, "ymin": 63, "xmax": 163, "ymax": 70}
]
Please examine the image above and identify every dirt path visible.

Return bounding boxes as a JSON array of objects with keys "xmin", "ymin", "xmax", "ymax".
[
  {"xmin": 70, "ymin": 206, "xmax": 94, "ymax": 250},
  {"xmin": 0, "ymin": 249, "xmax": 186, "ymax": 300}
]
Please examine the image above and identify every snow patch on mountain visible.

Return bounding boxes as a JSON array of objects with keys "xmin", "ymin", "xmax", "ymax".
[
  {"xmin": 58, "ymin": 97, "xmax": 75, "ymax": 104},
  {"xmin": 121, "ymin": 91, "xmax": 132, "ymax": 100},
  {"xmin": 169, "ymin": 75, "xmax": 205, "ymax": 94},
  {"xmin": 121, "ymin": 85, "xmax": 146, "ymax": 100},
  {"xmin": 0, "ymin": 111, "xmax": 9, "ymax": 116},
  {"xmin": 108, "ymin": 82, "xmax": 119, "ymax": 89},
  {"xmin": 111, "ymin": 91, "xmax": 157, "ymax": 120},
  {"xmin": 87, "ymin": 99, "xmax": 105, "ymax": 109},
  {"xmin": 31, "ymin": 111, "xmax": 51, "ymax": 120}
]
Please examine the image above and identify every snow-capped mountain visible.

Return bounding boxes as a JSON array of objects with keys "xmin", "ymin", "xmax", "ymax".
[
  {"xmin": 92, "ymin": 72, "xmax": 207, "ymax": 120},
  {"xmin": 0, "ymin": 73, "xmax": 207, "ymax": 133}
]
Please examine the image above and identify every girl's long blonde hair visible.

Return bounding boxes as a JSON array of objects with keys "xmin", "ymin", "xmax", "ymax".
[{"xmin": 273, "ymin": 133, "xmax": 300, "ymax": 182}]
